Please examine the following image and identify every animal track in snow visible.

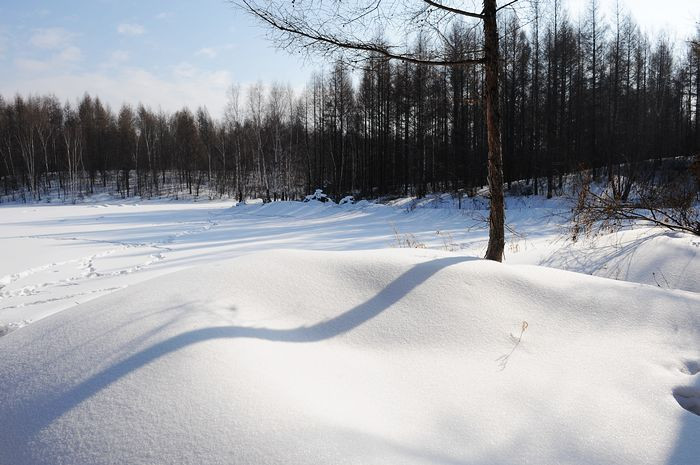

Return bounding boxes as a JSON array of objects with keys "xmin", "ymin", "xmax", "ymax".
[
  {"xmin": 1, "ymin": 210, "xmax": 224, "ymax": 334},
  {"xmin": 0, "ymin": 260, "xmax": 72, "ymax": 291},
  {"xmin": 0, "ymin": 250, "xmax": 120, "ymax": 300},
  {"xmin": 680, "ymin": 360, "xmax": 700, "ymax": 376},
  {"xmin": 673, "ymin": 386, "xmax": 700, "ymax": 416},
  {"xmin": 0, "ymin": 286, "xmax": 125, "ymax": 311},
  {"xmin": 673, "ymin": 360, "xmax": 700, "ymax": 416},
  {"xmin": 0, "ymin": 320, "xmax": 30, "ymax": 337}
]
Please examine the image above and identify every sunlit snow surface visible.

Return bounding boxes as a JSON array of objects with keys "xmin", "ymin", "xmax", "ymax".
[
  {"xmin": 1, "ymin": 196, "xmax": 698, "ymax": 331},
  {"xmin": 0, "ymin": 196, "xmax": 699, "ymax": 464}
]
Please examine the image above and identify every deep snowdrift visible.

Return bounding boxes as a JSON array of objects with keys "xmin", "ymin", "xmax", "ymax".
[{"xmin": 1, "ymin": 249, "xmax": 699, "ymax": 464}]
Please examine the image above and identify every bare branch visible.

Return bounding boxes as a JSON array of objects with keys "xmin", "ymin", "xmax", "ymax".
[
  {"xmin": 238, "ymin": 0, "xmax": 485, "ymax": 66},
  {"xmin": 422, "ymin": 0, "xmax": 484, "ymax": 19},
  {"xmin": 496, "ymin": 0, "xmax": 520, "ymax": 12}
]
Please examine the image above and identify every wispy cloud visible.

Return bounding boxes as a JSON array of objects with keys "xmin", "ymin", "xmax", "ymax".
[
  {"xmin": 57, "ymin": 46, "xmax": 82, "ymax": 62},
  {"xmin": 2, "ymin": 64, "xmax": 234, "ymax": 117},
  {"xmin": 174, "ymin": 62, "xmax": 197, "ymax": 78},
  {"xmin": 20, "ymin": 28, "xmax": 82, "ymax": 71},
  {"xmin": 15, "ymin": 44, "xmax": 82, "ymax": 73},
  {"xmin": 117, "ymin": 23, "xmax": 145, "ymax": 36},
  {"xmin": 30, "ymin": 28, "xmax": 76, "ymax": 50},
  {"xmin": 15, "ymin": 58, "xmax": 51, "ymax": 73},
  {"xmin": 0, "ymin": 30, "xmax": 8, "ymax": 59},
  {"xmin": 110, "ymin": 50, "xmax": 130, "ymax": 63},
  {"xmin": 196, "ymin": 47, "xmax": 217, "ymax": 58}
]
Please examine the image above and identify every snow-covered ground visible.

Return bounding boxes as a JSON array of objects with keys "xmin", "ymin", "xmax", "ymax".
[
  {"xmin": 1, "ymin": 195, "xmax": 699, "ymax": 464},
  {"xmin": 2, "ymin": 195, "xmax": 698, "ymax": 332}
]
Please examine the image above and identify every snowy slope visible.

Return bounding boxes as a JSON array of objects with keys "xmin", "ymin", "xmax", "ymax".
[
  {"xmin": 1, "ymin": 249, "xmax": 698, "ymax": 465},
  {"xmin": 3, "ymin": 197, "xmax": 699, "ymax": 335}
]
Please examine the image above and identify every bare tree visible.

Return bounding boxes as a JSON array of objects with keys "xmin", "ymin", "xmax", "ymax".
[
  {"xmin": 248, "ymin": 82, "xmax": 270, "ymax": 199},
  {"xmin": 3, "ymin": 7, "xmax": 697, "ymax": 216},
  {"xmin": 236, "ymin": 0, "xmax": 515, "ymax": 261},
  {"xmin": 692, "ymin": 27, "xmax": 700, "ymax": 152},
  {"xmin": 62, "ymin": 104, "xmax": 83, "ymax": 201},
  {"xmin": 0, "ymin": 97, "xmax": 17, "ymax": 195},
  {"xmin": 14, "ymin": 96, "xmax": 40, "ymax": 199},
  {"xmin": 137, "ymin": 104, "xmax": 158, "ymax": 196},
  {"xmin": 268, "ymin": 82, "xmax": 287, "ymax": 196},
  {"xmin": 225, "ymin": 84, "xmax": 244, "ymax": 200}
]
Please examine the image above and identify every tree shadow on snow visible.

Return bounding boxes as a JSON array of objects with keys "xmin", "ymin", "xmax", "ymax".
[{"xmin": 18, "ymin": 255, "xmax": 474, "ymax": 440}]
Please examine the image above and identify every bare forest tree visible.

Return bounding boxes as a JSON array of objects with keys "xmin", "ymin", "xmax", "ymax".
[
  {"xmin": 236, "ymin": 0, "xmax": 513, "ymax": 261},
  {"xmin": 1, "ymin": 2, "xmax": 699, "ymax": 243}
]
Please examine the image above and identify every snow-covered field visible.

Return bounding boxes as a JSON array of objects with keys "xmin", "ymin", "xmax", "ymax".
[
  {"xmin": 1, "ymin": 196, "xmax": 699, "ymax": 464},
  {"xmin": 2, "ymin": 195, "xmax": 698, "ymax": 332}
]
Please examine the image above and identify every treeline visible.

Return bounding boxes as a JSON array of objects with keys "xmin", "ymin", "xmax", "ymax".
[{"xmin": 1, "ymin": 1, "xmax": 699, "ymax": 202}]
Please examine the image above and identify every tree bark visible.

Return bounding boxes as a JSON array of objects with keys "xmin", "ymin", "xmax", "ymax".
[{"xmin": 483, "ymin": 0, "xmax": 505, "ymax": 262}]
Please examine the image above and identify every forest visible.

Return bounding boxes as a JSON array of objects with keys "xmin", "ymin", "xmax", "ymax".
[{"xmin": 1, "ymin": 2, "xmax": 699, "ymax": 202}]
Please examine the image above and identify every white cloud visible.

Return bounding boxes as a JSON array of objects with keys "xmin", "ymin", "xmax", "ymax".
[
  {"xmin": 117, "ymin": 23, "xmax": 145, "ymax": 36},
  {"xmin": 24, "ymin": 28, "xmax": 81, "ymax": 68},
  {"xmin": 15, "ymin": 43, "xmax": 82, "ymax": 73},
  {"xmin": 30, "ymin": 28, "xmax": 75, "ymax": 50},
  {"xmin": 174, "ymin": 62, "xmax": 197, "ymax": 78},
  {"xmin": 15, "ymin": 58, "xmax": 50, "ymax": 73},
  {"xmin": 57, "ymin": 46, "xmax": 82, "ymax": 62},
  {"xmin": 196, "ymin": 47, "xmax": 217, "ymax": 59},
  {"xmin": 1, "ymin": 64, "xmax": 234, "ymax": 118},
  {"xmin": 0, "ymin": 31, "xmax": 7, "ymax": 59},
  {"xmin": 155, "ymin": 12, "xmax": 170, "ymax": 20},
  {"xmin": 109, "ymin": 50, "xmax": 130, "ymax": 64}
]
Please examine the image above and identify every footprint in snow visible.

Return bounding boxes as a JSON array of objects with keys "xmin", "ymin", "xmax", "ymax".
[
  {"xmin": 673, "ymin": 386, "xmax": 700, "ymax": 416},
  {"xmin": 680, "ymin": 360, "xmax": 700, "ymax": 376},
  {"xmin": 673, "ymin": 360, "xmax": 700, "ymax": 416}
]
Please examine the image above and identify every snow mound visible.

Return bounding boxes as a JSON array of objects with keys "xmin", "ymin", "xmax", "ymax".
[
  {"xmin": 1, "ymin": 249, "xmax": 699, "ymax": 465},
  {"xmin": 533, "ymin": 228, "xmax": 700, "ymax": 293}
]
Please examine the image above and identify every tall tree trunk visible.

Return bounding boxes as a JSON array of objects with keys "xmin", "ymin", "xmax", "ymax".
[{"xmin": 483, "ymin": 0, "xmax": 505, "ymax": 262}]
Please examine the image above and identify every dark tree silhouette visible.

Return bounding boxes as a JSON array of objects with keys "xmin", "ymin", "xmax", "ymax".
[
  {"xmin": 236, "ymin": 0, "xmax": 514, "ymax": 261},
  {"xmin": 1, "ymin": 3, "xmax": 698, "ymax": 247}
]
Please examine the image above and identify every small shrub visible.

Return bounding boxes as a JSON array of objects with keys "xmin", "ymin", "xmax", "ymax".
[
  {"xmin": 304, "ymin": 189, "xmax": 331, "ymax": 203},
  {"xmin": 391, "ymin": 225, "xmax": 426, "ymax": 249},
  {"xmin": 571, "ymin": 164, "xmax": 700, "ymax": 240}
]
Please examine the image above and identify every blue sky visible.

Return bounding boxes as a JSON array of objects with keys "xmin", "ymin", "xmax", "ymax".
[
  {"xmin": 0, "ymin": 0, "xmax": 314, "ymax": 117},
  {"xmin": 0, "ymin": 0, "xmax": 698, "ymax": 118}
]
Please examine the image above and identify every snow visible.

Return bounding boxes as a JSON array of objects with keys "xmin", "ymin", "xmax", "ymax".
[
  {"xmin": 1, "ymin": 195, "xmax": 699, "ymax": 330},
  {"xmin": 531, "ymin": 228, "xmax": 700, "ymax": 293},
  {"xmin": 0, "ymin": 200, "xmax": 230, "ymax": 329},
  {"xmin": 0, "ymin": 195, "xmax": 699, "ymax": 464},
  {"xmin": 304, "ymin": 188, "xmax": 331, "ymax": 202},
  {"xmin": 1, "ymin": 249, "xmax": 698, "ymax": 464}
]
